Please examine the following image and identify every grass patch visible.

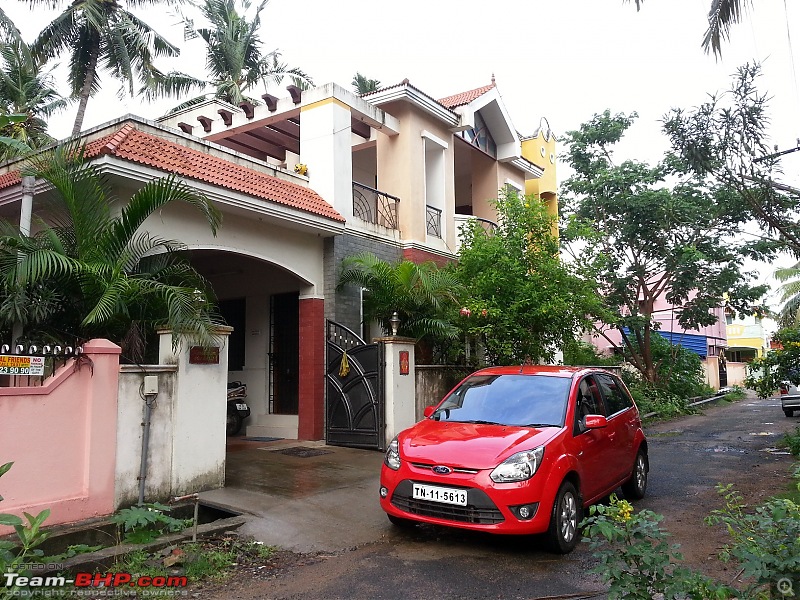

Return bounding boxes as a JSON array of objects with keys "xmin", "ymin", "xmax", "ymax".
[{"xmin": 110, "ymin": 536, "xmax": 275, "ymax": 591}]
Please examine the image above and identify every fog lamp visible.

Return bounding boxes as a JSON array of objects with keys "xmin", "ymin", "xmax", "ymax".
[
  {"xmin": 512, "ymin": 503, "xmax": 538, "ymax": 520},
  {"xmin": 380, "ymin": 486, "xmax": 388, "ymax": 498}
]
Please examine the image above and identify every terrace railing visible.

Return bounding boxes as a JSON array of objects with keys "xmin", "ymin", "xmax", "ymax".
[{"xmin": 352, "ymin": 182, "xmax": 399, "ymax": 230}]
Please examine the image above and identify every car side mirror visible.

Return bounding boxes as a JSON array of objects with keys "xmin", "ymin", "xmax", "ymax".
[
  {"xmin": 424, "ymin": 406, "xmax": 435, "ymax": 418},
  {"xmin": 584, "ymin": 414, "xmax": 608, "ymax": 429}
]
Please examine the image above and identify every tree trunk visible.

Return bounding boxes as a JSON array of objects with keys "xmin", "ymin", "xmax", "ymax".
[{"xmin": 72, "ymin": 45, "xmax": 100, "ymax": 136}]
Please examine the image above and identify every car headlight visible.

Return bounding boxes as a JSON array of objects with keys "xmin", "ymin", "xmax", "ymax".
[
  {"xmin": 490, "ymin": 447, "xmax": 544, "ymax": 483},
  {"xmin": 385, "ymin": 436, "xmax": 401, "ymax": 470}
]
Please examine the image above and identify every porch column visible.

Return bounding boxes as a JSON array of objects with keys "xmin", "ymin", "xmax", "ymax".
[
  {"xmin": 299, "ymin": 98, "xmax": 353, "ymax": 219},
  {"xmin": 298, "ymin": 296, "xmax": 325, "ymax": 440}
]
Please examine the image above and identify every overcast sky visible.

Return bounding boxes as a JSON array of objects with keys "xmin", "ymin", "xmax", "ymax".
[{"xmin": 4, "ymin": 0, "xmax": 800, "ymax": 305}]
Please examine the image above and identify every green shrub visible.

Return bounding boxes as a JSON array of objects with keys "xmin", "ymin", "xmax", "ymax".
[
  {"xmin": 780, "ymin": 427, "xmax": 800, "ymax": 458},
  {"xmin": 583, "ymin": 469, "xmax": 800, "ymax": 599},
  {"xmin": 111, "ymin": 503, "xmax": 191, "ymax": 544}
]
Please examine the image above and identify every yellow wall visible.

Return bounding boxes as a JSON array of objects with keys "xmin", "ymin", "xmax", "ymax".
[{"xmin": 521, "ymin": 130, "xmax": 558, "ymax": 233}]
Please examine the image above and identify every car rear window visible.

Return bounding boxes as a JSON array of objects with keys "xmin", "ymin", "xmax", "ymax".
[{"xmin": 432, "ymin": 374, "xmax": 570, "ymax": 427}]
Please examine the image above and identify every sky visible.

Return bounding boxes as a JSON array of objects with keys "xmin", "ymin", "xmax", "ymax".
[{"xmin": 3, "ymin": 0, "xmax": 800, "ymax": 307}]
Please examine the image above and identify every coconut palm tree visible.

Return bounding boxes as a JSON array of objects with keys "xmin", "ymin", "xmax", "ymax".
[
  {"xmin": 0, "ymin": 37, "xmax": 67, "ymax": 159},
  {"xmin": 0, "ymin": 142, "xmax": 223, "ymax": 359},
  {"xmin": 158, "ymin": 0, "xmax": 313, "ymax": 114},
  {"xmin": 352, "ymin": 72, "xmax": 380, "ymax": 95},
  {"xmin": 31, "ymin": 0, "xmax": 183, "ymax": 136},
  {"xmin": 337, "ymin": 252, "xmax": 462, "ymax": 341},
  {"xmin": 627, "ymin": 0, "xmax": 748, "ymax": 57},
  {"xmin": 776, "ymin": 262, "xmax": 800, "ymax": 327}
]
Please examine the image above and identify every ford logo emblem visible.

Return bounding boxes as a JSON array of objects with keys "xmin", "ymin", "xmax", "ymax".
[{"xmin": 432, "ymin": 465, "xmax": 452, "ymax": 475}]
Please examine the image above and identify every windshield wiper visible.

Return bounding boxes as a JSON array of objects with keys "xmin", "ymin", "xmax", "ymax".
[
  {"xmin": 521, "ymin": 423, "xmax": 560, "ymax": 428},
  {"xmin": 458, "ymin": 419, "xmax": 504, "ymax": 425}
]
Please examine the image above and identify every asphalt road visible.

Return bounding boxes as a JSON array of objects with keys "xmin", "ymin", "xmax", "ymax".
[{"xmin": 205, "ymin": 394, "xmax": 799, "ymax": 600}]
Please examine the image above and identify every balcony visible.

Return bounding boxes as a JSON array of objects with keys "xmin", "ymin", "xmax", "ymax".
[
  {"xmin": 454, "ymin": 214, "xmax": 497, "ymax": 251},
  {"xmin": 352, "ymin": 182, "xmax": 399, "ymax": 229},
  {"xmin": 426, "ymin": 205, "xmax": 442, "ymax": 238}
]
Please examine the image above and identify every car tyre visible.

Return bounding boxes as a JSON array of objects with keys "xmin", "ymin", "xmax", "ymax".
[
  {"xmin": 546, "ymin": 480, "xmax": 580, "ymax": 554},
  {"xmin": 785, "ymin": 409, "xmax": 795, "ymax": 418},
  {"xmin": 387, "ymin": 514, "xmax": 417, "ymax": 528},
  {"xmin": 226, "ymin": 410, "xmax": 243, "ymax": 436},
  {"xmin": 621, "ymin": 449, "xmax": 648, "ymax": 500}
]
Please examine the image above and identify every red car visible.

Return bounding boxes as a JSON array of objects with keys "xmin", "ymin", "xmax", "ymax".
[{"xmin": 379, "ymin": 366, "xmax": 648, "ymax": 553}]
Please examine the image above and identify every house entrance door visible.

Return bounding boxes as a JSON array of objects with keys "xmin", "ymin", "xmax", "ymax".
[{"xmin": 270, "ymin": 292, "xmax": 299, "ymax": 415}]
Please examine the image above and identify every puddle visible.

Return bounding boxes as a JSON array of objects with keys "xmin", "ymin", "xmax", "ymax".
[
  {"xmin": 749, "ymin": 432, "xmax": 776, "ymax": 436},
  {"xmin": 704, "ymin": 446, "xmax": 746, "ymax": 453}
]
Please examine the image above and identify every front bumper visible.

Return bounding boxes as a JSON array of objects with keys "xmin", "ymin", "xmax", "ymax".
[{"xmin": 380, "ymin": 464, "xmax": 553, "ymax": 535}]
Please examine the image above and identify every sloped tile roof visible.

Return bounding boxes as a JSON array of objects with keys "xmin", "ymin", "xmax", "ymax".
[
  {"xmin": 437, "ymin": 83, "xmax": 495, "ymax": 109},
  {"xmin": 1, "ymin": 124, "xmax": 344, "ymax": 223}
]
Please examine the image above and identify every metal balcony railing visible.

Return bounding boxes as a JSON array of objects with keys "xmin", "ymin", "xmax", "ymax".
[
  {"xmin": 352, "ymin": 182, "xmax": 399, "ymax": 229},
  {"xmin": 426, "ymin": 205, "xmax": 442, "ymax": 238}
]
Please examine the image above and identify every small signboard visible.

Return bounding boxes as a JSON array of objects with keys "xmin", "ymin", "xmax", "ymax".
[
  {"xmin": 189, "ymin": 346, "xmax": 219, "ymax": 365},
  {"xmin": 0, "ymin": 355, "xmax": 45, "ymax": 376}
]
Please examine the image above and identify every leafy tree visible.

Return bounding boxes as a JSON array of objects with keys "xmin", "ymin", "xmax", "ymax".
[
  {"xmin": 625, "ymin": 0, "xmax": 750, "ymax": 57},
  {"xmin": 662, "ymin": 63, "xmax": 800, "ymax": 256},
  {"xmin": 0, "ymin": 142, "xmax": 223, "ymax": 360},
  {"xmin": 31, "ymin": 0, "xmax": 183, "ymax": 135},
  {"xmin": 456, "ymin": 190, "xmax": 605, "ymax": 366},
  {"xmin": 337, "ymin": 252, "xmax": 462, "ymax": 343},
  {"xmin": 0, "ymin": 37, "xmax": 66, "ymax": 159},
  {"xmin": 561, "ymin": 109, "xmax": 766, "ymax": 385},
  {"xmin": 745, "ymin": 327, "xmax": 800, "ymax": 398},
  {"xmin": 160, "ymin": 0, "xmax": 313, "ymax": 114},
  {"xmin": 352, "ymin": 72, "xmax": 380, "ymax": 95}
]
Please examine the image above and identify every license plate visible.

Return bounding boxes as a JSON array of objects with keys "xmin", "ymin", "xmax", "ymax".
[
  {"xmin": 412, "ymin": 483, "xmax": 467, "ymax": 506},
  {"xmin": 235, "ymin": 403, "xmax": 248, "ymax": 411}
]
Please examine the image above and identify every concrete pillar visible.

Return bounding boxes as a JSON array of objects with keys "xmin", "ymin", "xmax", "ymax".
[
  {"xmin": 298, "ymin": 297, "xmax": 325, "ymax": 440},
  {"xmin": 300, "ymin": 98, "xmax": 353, "ymax": 219},
  {"xmin": 158, "ymin": 327, "xmax": 231, "ymax": 494},
  {"xmin": 379, "ymin": 337, "xmax": 416, "ymax": 448}
]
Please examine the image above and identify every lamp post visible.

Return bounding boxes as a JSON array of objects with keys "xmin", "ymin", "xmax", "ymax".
[{"xmin": 389, "ymin": 312, "xmax": 400, "ymax": 336}]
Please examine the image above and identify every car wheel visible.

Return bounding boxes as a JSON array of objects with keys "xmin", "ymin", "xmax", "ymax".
[
  {"xmin": 621, "ymin": 449, "xmax": 648, "ymax": 500},
  {"xmin": 546, "ymin": 480, "xmax": 580, "ymax": 554},
  {"xmin": 387, "ymin": 514, "xmax": 417, "ymax": 528},
  {"xmin": 785, "ymin": 409, "xmax": 795, "ymax": 418},
  {"xmin": 226, "ymin": 411, "xmax": 243, "ymax": 436}
]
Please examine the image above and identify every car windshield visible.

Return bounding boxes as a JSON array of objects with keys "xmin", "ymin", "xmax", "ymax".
[{"xmin": 431, "ymin": 374, "xmax": 570, "ymax": 427}]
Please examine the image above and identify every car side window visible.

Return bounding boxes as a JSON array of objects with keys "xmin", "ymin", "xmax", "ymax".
[
  {"xmin": 595, "ymin": 374, "xmax": 633, "ymax": 416},
  {"xmin": 574, "ymin": 376, "xmax": 606, "ymax": 434}
]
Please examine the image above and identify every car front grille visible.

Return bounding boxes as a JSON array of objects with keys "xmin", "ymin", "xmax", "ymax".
[{"xmin": 390, "ymin": 480, "xmax": 504, "ymax": 525}]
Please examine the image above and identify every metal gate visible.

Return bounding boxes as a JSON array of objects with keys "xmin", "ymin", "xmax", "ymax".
[{"xmin": 326, "ymin": 320, "xmax": 385, "ymax": 450}]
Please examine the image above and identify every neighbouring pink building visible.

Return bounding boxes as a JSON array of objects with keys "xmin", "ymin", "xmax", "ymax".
[{"xmin": 586, "ymin": 299, "xmax": 728, "ymax": 389}]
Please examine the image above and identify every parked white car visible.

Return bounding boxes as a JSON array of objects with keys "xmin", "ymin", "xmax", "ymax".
[{"xmin": 779, "ymin": 382, "xmax": 800, "ymax": 417}]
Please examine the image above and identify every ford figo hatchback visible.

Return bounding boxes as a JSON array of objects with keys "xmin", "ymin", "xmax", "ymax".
[{"xmin": 379, "ymin": 366, "xmax": 648, "ymax": 553}]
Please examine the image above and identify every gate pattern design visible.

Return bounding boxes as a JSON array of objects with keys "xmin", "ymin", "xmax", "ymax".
[{"xmin": 326, "ymin": 320, "xmax": 384, "ymax": 450}]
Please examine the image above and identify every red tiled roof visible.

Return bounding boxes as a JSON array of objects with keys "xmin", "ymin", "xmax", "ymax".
[
  {"xmin": 437, "ymin": 83, "xmax": 495, "ymax": 109},
  {"xmin": 0, "ymin": 124, "xmax": 345, "ymax": 223},
  {"xmin": 0, "ymin": 171, "xmax": 21, "ymax": 190}
]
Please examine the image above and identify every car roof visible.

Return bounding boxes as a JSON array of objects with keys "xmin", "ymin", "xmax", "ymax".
[{"xmin": 468, "ymin": 365, "xmax": 612, "ymax": 378}]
